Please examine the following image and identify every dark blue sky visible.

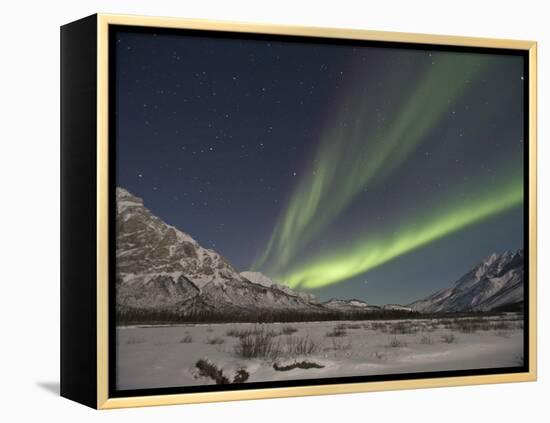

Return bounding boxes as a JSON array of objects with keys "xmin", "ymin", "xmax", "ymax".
[{"xmin": 114, "ymin": 28, "xmax": 525, "ymax": 305}]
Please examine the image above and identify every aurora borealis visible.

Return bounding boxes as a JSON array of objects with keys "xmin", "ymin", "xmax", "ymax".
[
  {"xmin": 278, "ymin": 169, "xmax": 523, "ymax": 289},
  {"xmin": 115, "ymin": 29, "xmax": 525, "ymax": 304},
  {"xmin": 254, "ymin": 53, "xmax": 498, "ymax": 275}
]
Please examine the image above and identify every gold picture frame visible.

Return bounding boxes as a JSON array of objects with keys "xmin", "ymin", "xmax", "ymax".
[{"xmin": 60, "ymin": 13, "xmax": 537, "ymax": 409}]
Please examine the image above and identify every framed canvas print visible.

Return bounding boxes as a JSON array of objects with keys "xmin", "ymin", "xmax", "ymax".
[{"xmin": 60, "ymin": 13, "xmax": 537, "ymax": 409}]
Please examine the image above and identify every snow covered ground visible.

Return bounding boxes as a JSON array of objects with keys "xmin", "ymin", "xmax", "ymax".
[{"xmin": 116, "ymin": 314, "xmax": 524, "ymax": 390}]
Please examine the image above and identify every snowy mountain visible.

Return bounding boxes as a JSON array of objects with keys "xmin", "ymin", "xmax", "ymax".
[
  {"xmin": 323, "ymin": 298, "xmax": 381, "ymax": 312},
  {"xmin": 116, "ymin": 187, "xmax": 325, "ymax": 318},
  {"xmin": 240, "ymin": 271, "xmax": 317, "ymax": 303},
  {"xmin": 409, "ymin": 250, "xmax": 524, "ymax": 313}
]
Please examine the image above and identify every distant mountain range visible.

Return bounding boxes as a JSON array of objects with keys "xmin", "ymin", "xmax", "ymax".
[{"xmin": 116, "ymin": 187, "xmax": 523, "ymax": 323}]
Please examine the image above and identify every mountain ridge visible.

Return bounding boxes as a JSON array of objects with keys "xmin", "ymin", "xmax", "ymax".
[{"xmin": 409, "ymin": 250, "xmax": 524, "ymax": 313}]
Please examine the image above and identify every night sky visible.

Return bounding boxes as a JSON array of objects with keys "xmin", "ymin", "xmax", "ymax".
[{"xmin": 115, "ymin": 29, "xmax": 525, "ymax": 305}]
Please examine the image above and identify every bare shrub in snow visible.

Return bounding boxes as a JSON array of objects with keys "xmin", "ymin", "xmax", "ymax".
[
  {"xmin": 420, "ymin": 335, "xmax": 433, "ymax": 345},
  {"xmin": 285, "ymin": 335, "xmax": 320, "ymax": 355},
  {"xmin": 227, "ymin": 326, "xmax": 277, "ymax": 338},
  {"xmin": 386, "ymin": 336, "xmax": 408, "ymax": 348},
  {"xmin": 371, "ymin": 322, "xmax": 386, "ymax": 332},
  {"xmin": 373, "ymin": 351, "xmax": 385, "ymax": 360},
  {"xmin": 226, "ymin": 328, "xmax": 245, "ymax": 337},
  {"xmin": 205, "ymin": 336, "xmax": 225, "ymax": 345},
  {"xmin": 234, "ymin": 327, "xmax": 281, "ymax": 360},
  {"xmin": 440, "ymin": 333, "xmax": 458, "ymax": 344},
  {"xmin": 326, "ymin": 327, "xmax": 347, "ymax": 337},
  {"xmin": 390, "ymin": 321, "xmax": 417, "ymax": 335},
  {"xmin": 439, "ymin": 318, "xmax": 461, "ymax": 330},
  {"xmin": 180, "ymin": 334, "xmax": 193, "ymax": 343},
  {"xmin": 492, "ymin": 321, "xmax": 513, "ymax": 331},
  {"xmin": 345, "ymin": 323, "xmax": 362, "ymax": 330},
  {"xmin": 280, "ymin": 325, "xmax": 298, "ymax": 335},
  {"xmin": 329, "ymin": 337, "xmax": 353, "ymax": 351}
]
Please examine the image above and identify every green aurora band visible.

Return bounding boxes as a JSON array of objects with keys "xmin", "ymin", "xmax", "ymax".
[
  {"xmin": 277, "ymin": 172, "xmax": 523, "ymax": 289},
  {"xmin": 254, "ymin": 52, "xmax": 499, "ymax": 276}
]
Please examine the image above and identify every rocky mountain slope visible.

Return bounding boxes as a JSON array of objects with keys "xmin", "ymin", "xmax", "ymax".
[
  {"xmin": 116, "ymin": 187, "xmax": 326, "ymax": 319},
  {"xmin": 409, "ymin": 250, "xmax": 524, "ymax": 313},
  {"xmin": 240, "ymin": 271, "xmax": 316, "ymax": 302}
]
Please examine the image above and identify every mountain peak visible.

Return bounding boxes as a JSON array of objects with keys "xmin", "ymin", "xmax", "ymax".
[
  {"xmin": 410, "ymin": 250, "xmax": 524, "ymax": 313},
  {"xmin": 483, "ymin": 252, "xmax": 499, "ymax": 266},
  {"xmin": 116, "ymin": 186, "xmax": 144, "ymax": 211}
]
